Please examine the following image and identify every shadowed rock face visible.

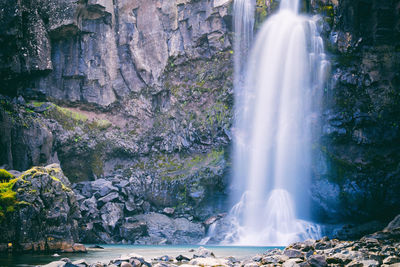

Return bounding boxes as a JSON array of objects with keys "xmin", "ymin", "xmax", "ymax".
[{"xmin": 308, "ymin": 0, "xmax": 400, "ymax": 223}]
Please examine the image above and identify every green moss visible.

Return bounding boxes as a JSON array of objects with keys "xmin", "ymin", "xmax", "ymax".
[
  {"xmin": 0, "ymin": 169, "xmax": 14, "ymax": 182},
  {"xmin": 43, "ymin": 104, "xmax": 88, "ymax": 130},
  {"xmin": 0, "ymin": 178, "xmax": 19, "ymax": 220},
  {"xmin": 159, "ymin": 148, "xmax": 225, "ymax": 181},
  {"xmin": 89, "ymin": 119, "xmax": 112, "ymax": 130}
]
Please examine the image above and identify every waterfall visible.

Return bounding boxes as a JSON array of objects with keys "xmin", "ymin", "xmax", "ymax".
[
  {"xmin": 233, "ymin": 0, "xmax": 255, "ymax": 93},
  {"xmin": 224, "ymin": 0, "xmax": 330, "ymax": 246}
]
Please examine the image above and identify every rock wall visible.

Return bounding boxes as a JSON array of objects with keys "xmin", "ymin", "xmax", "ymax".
[
  {"xmin": 0, "ymin": 0, "xmax": 400, "ymax": 239},
  {"xmin": 0, "ymin": 0, "xmax": 233, "ymax": 241},
  {"xmin": 0, "ymin": 0, "xmax": 232, "ymax": 106},
  {"xmin": 309, "ymin": 0, "xmax": 400, "ymax": 224}
]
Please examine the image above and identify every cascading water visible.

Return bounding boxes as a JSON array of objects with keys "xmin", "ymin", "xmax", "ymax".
[
  {"xmin": 230, "ymin": 0, "xmax": 256, "ymax": 214},
  {"xmin": 223, "ymin": 0, "xmax": 330, "ymax": 246},
  {"xmin": 233, "ymin": 0, "xmax": 255, "ymax": 91}
]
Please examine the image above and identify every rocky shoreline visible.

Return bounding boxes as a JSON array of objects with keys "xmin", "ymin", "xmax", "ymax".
[{"xmin": 41, "ymin": 215, "xmax": 400, "ymax": 267}]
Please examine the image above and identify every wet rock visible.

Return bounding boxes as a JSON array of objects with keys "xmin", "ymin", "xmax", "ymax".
[{"xmin": 176, "ymin": 255, "xmax": 190, "ymax": 262}]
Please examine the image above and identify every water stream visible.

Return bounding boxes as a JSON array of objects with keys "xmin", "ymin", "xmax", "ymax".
[{"xmin": 223, "ymin": 0, "xmax": 330, "ymax": 246}]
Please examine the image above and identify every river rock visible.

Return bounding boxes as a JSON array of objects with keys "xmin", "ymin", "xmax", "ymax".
[
  {"xmin": 282, "ymin": 259, "xmax": 302, "ymax": 267},
  {"xmin": 284, "ymin": 249, "xmax": 305, "ymax": 259},
  {"xmin": 383, "ymin": 256, "xmax": 400, "ymax": 265},
  {"xmin": 193, "ymin": 247, "xmax": 215, "ymax": 258},
  {"xmin": 176, "ymin": 255, "xmax": 191, "ymax": 262},
  {"xmin": 189, "ymin": 257, "xmax": 228, "ymax": 267},
  {"xmin": 308, "ymin": 254, "xmax": 327, "ymax": 267}
]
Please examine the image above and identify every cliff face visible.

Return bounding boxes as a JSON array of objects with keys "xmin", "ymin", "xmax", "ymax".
[
  {"xmin": 310, "ymin": 0, "xmax": 400, "ymax": 224},
  {"xmin": 0, "ymin": 0, "xmax": 233, "ymax": 243},
  {"xmin": 0, "ymin": 0, "xmax": 232, "ymax": 104},
  {"xmin": 0, "ymin": 0, "xmax": 400, "ymax": 240}
]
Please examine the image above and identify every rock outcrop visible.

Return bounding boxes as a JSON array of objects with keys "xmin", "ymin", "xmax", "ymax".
[
  {"xmin": 309, "ymin": 0, "xmax": 400, "ymax": 223},
  {"xmin": 0, "ymin": 164, "xmax": 84, "ymax": 252},
  {"xmin": 0, "ymin": 0, "xmax": 400, "ymax": 237}
]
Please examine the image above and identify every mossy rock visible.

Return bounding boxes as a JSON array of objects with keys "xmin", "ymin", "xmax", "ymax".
[{"xmin": 0, "ymin": 169, "xmax": 13, "ymax": 183}]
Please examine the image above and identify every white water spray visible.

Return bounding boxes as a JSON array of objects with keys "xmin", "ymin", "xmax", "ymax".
[{"xmin": 224, "ymin": 0, "xmax": 330, "ymax": 246}]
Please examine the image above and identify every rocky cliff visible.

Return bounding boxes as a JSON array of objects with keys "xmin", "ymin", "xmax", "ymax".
[
  {"xmin": 310, "ymin": 0, "xmax": 400, "ymax": 224},
  {"xmin": 0, "ymin": 0, "xmax": 399, "ymax": 244}
]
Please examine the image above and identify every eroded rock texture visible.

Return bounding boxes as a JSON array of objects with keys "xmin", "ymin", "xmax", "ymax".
[
  {"xmin": 309, "ymin": 0, "xmax": 400, "ymax": 223},
  {"xmin": 0, "ymin": 164, "xmax": 82, "ymax": 252},
  {"xmin": 0, "ymin": 0, "xmax": 232, "ymax": 106},
  {"xmin": 0, "ymin": 0, "xmax": 399, "ymax": 238}
]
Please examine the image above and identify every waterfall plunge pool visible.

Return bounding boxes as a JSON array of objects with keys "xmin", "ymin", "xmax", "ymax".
[{"xmin": 0, "ymin": 244, "xmax": 284, "ymax": 266}]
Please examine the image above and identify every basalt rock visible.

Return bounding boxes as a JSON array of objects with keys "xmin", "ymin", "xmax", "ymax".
[{"xmin": 0, "ymin": 164, "xmax": 82, "ymax": 252}]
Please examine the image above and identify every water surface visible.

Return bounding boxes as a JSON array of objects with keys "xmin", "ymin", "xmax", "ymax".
[{"xmin": 0, "ymin": 245, "xmax": 282, "ymax": 267}]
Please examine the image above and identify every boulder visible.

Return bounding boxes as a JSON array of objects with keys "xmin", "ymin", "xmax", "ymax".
[
  {"xmin": 0, "ymin": 165, "xmax": 81, "ymax": 252},
  {"xmin": 72, "ymin": 243, "xmax": 86, "ymax": 252},
  {"xmin": 98, "ymin": 192, "xmax": 120, "ymax": 204},
  {"xmin": 383, "ymin": 256, "xmax": 400, "ymax": 265},
  {"xmin": 119, "ymin": 222, "xmax": 148, "ymax": 241},
  {"xmin": 385, "ymin": 215, "xmax": 400, "ymax": 231},
  {"xmin": 163, "ymin": 207, "xmax": 175, "ymax": 216},
  {"xmin": 308, "ymin": 255, "xmax": 327, "ymax": 267},
  {"xmin": 176, "ymin": 255, "xmax": 191, "ymax": 262},
  {"xmin": 193, "ymin": 247, "xmax": 215, "ymax": 258},
  {"xmin": 121, "ymin": 263, "xmax": 133, "ymax": 267},
  {"xmin": 100, "ymin": 202, "xmax": 124, "ymax": 229},
  {"xmin": 91, "ymin": 179, "xmax": 118, "ymax": 197},
  {"xmin": 282, "ymin": 259, "xmax": 302, "ymax": 267},
  {"xmin": 284, "ymin": 249, "xmax": 305, "ymax": 259}
]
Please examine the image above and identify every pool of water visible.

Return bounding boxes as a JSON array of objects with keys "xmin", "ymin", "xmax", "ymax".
[{"xmin": 0, "ymin": 244, "xmax": 283, "ymax": 267}]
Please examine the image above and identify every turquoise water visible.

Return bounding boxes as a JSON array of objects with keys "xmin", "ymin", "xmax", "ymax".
[{"xmin": 0, "ymin": 245, "xmax": 282, "ymax": 267}]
